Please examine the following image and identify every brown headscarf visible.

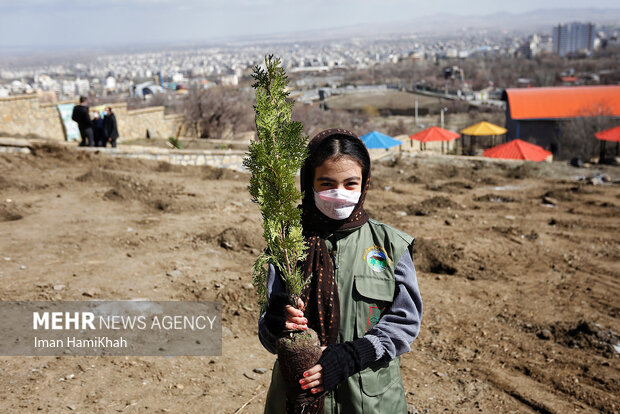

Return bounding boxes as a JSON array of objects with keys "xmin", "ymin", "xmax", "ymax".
[{"xmin": 298, "ymin": 128, "xmax": 372, "ymax": 347}]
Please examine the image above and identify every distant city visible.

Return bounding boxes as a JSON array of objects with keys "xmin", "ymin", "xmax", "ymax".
[{"xmin": 1, "ymin": 22, "xmax": 618, "ymax": 100}]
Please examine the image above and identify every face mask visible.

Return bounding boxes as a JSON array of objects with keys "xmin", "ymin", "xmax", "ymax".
[{"xmin": 313, "ymin": 188, "xmax": 361, "ymax": 220}]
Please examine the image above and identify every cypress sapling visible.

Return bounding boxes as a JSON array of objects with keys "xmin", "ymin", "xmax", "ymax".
[{"xmin": 243, "ymin": 55, "xmax": 323, "ymax": 411}]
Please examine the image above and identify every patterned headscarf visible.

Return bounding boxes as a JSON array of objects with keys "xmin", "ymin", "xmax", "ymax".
[{"xmin": 298, "ymin": 128, "xmax": 372, "ymax": 346}]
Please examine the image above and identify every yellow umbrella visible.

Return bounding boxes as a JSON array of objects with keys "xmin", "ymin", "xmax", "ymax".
[
  {"xmin": 461, "ymin": 121, "xmax": 507, "ymax": 155},
  {"xmin": 461, "ymin": 121, "xmax": 507, "ymax": 136}
]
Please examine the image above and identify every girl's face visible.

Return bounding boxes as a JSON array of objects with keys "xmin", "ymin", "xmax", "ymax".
[{"xmin": 313, "ymin": 156, "xmax": 363, "ymax": 193}]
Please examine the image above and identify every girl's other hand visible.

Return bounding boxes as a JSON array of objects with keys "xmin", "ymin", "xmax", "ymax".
[
  {"xmin": 300, "ymin": 346, "xmax": 327, "ymax": 393},
  {"xmin": 285, "ymin": 298, "xmax": 307, "ymax": 331}
]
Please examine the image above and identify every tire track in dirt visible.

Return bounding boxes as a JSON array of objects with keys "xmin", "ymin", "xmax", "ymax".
[{"xmin": 478, "ymin": 366, "xmax": 598, "ymax": 414}]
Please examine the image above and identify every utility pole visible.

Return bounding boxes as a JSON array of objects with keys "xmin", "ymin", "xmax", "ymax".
[
  {"xmin": 415, "ymin": 98, "xmax": 419, "ymax": 125},
  {"xmin": 440, "ymin": 107, "xmax": 447, "ymax": 129},
  {"xmin": 440, "ymin": 107, "xmax": 448, "ymax": 154}
]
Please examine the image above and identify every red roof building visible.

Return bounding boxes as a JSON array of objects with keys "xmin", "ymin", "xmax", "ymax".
[{"xmin": 502, "ymin": 86, "xmax": 620, "ymax": 158}]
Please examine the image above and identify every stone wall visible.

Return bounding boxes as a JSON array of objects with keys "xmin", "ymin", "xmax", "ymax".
[
  {"xmin": 0, "ymin": 95, "xmax": 66, "ymax": 140},
  {"xmin": 81, "ymin": 147, "xmax": 247, "ymax": 171},
  {"xmin": 0, "ymin": 94, "xmax": 184, "ymax": 141}
]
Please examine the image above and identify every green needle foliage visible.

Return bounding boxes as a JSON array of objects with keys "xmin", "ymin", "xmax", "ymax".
[{"xmin": 243, "ymin": 55, "xmax": 310, "ymax": 312}]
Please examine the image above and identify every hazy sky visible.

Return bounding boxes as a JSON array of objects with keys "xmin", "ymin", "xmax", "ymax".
[{"xmin": 1, "ymin": 0, "xmax": 619, "ymax": 49}]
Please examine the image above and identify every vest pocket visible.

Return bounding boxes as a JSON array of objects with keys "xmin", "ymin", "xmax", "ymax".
[
  {"xmin": 353, "ymin": 274, "xmax": 395, "ymax": 337},
  {"xmin": 358, "ymin": 356, "xmax": 402, "ymax": 396}
]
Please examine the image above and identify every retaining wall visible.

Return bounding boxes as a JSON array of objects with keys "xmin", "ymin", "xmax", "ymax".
[{"xmin": 0, "ymin": 94, "xmax": 184, "ymax": 141}]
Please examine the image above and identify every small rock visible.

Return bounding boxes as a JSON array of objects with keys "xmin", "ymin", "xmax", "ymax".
[
  {"xmin": 505, "ymin": 215, "xmax": 516, "ymax": 220},
  {"xmin": 166, "ymin": 270, "xmax": 182, "ymax": 278},
  {"xmin": 537, "ymin": 329, "xmax": 553, "ymax": 340},
  {"xmin": 20, "ymin": 265, "xmax": 26, "ymax": 270},
  {"xmin": 542, "ymin": 196, "xmax": 557, "ymax": 205},
  {"xmin": 176, "ymin": 384, "xmax": 184, "ymax": 390},
  {"xmin": 397, "ymin": 211, "xmax": 407, "ymax": 217},
  {"xmin": 53, "ymin": 284, "xmax": 65, "ymax": 291},
  {"xmin": 126, "ymin": 253, "xmax": 132, "ymax": 257},
  {"xmin": 126, "ymin": 227, "xmax": 134, "ymax": 232},
  {"xmin": 253, "ymin": 368, "xmax": 268, "ymax": 374},
  {"xmin": 3, "ymin": 257, "xmax": 10, "ymax": 261},
  {"xmin": 222, "ymin": 327, "xmax": 233, "ymax": 337},
  {"xmin": 384, "ymin": 186, "xmax": 391, "ymax": 191},
  {"xmin": 407, "ymin": 404, "xmax": 419, "ymax": 414},
  {"xmin": 67, "ymin": 405, "xmax": 76, "ymax": 411},
  {"xmin": 587, "ymin": 176, "xmax": 604, "ymax": 185}
]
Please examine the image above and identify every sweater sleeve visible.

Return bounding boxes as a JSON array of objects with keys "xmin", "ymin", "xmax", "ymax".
[
  {"xmin": 257, "ymin": 263, "xmax": 285, "ymax": 354},
  {"xmin": 364, "ymin": 247, "xmax": 423, "ymax": 361}
]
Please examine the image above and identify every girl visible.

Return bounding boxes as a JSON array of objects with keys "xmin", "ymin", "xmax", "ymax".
[{"xmin": 258, "ymin": 128, "xmax": 423, "ymax": 413}]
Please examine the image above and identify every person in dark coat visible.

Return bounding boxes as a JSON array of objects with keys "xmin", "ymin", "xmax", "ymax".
[
  {"xmin": 103, "ymin": 107, "xmax": 119, "ymax": 148},
  {"xmin": 92, "ymin": 111, "xmax": 105, "ymax": 147},
  {"xmin": 71, "ymin": 96, "xmax": 94, "ymax": 147}
]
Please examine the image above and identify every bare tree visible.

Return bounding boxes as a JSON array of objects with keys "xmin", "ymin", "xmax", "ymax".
[
  {"xmin": 183, "ymin": 85, "xmax": 254, "ymax": 139},
  {"xmin": 562, "ymin": 102, "xmax": 616, "ymax": 161}
]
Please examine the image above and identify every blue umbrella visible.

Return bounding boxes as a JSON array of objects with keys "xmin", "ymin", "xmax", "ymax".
[{"xmin": 360, "ymin": 131, "xmax": 402, "ymax": 149}]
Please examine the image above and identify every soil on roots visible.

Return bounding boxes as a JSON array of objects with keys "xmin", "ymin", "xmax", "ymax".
[{"xmin": 276, "ymin": 329, "xmax": 323, "ymax": 407}]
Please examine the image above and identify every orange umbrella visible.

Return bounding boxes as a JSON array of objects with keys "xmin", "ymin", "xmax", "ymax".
[
  {"xmin": 483, "ymin": 139, "xmax": 551, "ymax": 162},
  {"xmin": 410, "ymin": 126, "xmax": 460, "ymax": 142},
  {"xmin": 595, "ymin": 126, "xmax": 620, "ymax": 142}
]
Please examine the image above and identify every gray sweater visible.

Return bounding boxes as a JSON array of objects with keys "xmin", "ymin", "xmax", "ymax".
[{"xmin": 257, "ymin": 247, "xmax": 423, "ymax": 361}]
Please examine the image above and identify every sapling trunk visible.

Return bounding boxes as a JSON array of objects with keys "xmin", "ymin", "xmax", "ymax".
[{"xmin": 244, "ymin": 55, "xmax": 322, "ymax": 412}]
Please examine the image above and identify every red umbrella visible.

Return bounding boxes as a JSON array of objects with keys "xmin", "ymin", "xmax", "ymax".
[
  {"xmin": 483, "ymin": 139, "xmax": 552, "ymax": 162},
  {"xmin": 595, "ymin": 126, "xmax": 620, "ymax": 142},
  {"xmin": 410, "ymin": 126, "xmax": 460, "ymax": 143}
]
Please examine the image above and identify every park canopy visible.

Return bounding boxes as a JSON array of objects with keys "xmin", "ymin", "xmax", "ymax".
[
  {"xmin": 595, "ymin": 125, "xmax": 620, "ymax": 142},
  {"xmin": 410, "ymin": 126, "xmax": 460, "ymax": 142},
  {"xmin": 360, "ymin": 131, "xmax": 402, "ymax": 149},
  {"xmin": 483, "ymin": 139, "xmax": 552, "ymax": 162},
  {"xmin": 461, "ymin": 121, "xmax": 507, "ymax": 136}
]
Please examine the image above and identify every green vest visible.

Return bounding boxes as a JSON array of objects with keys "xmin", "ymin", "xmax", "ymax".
[{"xmin": 264, "ymin": 219, "xmax": 414, "ymax": 414}]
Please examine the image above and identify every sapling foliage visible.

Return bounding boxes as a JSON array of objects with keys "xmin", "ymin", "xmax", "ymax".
[{"xmin": 243, "ymin": 55, "xmax": 310, "ymax": 311}]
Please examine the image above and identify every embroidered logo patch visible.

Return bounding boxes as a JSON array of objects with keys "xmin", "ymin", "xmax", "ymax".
[
  {"xmin": 363, "ymin": 246, "xmax": 390, "ymax": 272},
  {"xmin": 367, "ymin": 306, "xmax": 385, "ymax": 331}
]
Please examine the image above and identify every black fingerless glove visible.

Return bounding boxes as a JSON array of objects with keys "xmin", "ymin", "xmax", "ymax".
[
  {"xmin": 264, "ymin": 292, "xmax": 289, "ymax": 337},
  {"xmin": 317, "ymin": 337, "xmax": 377, "ymax": 392}
]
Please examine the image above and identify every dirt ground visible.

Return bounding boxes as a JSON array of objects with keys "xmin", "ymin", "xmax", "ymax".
[{"xmin": 0, "ymin": 142, "xmax": 618, "ymax": 413}]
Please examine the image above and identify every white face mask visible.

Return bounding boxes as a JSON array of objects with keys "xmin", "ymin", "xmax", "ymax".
[{"xmin": 313, "ymin": 188, "xmax": 362, "ymax": 220}]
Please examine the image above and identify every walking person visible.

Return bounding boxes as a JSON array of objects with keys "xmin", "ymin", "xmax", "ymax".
[
  {"xmin": 103, "ymin": 106, "xmax": 119, "ymax": 148},
  {"xmin": 71, "ymin": 96, "xmax": 94, "ymax": 147},
  {"xmin": 258, "ymin": 128, "xmax": 423, "ymax": 413}
]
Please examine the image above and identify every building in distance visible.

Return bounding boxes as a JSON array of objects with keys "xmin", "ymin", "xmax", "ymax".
[{"xmin": 552, "ymin": 22, "xmax": 595, "ymax": 57}]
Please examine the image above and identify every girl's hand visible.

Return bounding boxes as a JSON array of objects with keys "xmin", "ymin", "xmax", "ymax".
[
  {"xmin": 285, "ymin": 298, "xmax": 307, "ymax": 331},
  {"xmin": 300, "ymin": 346, "xmax": 327, "ymax": 393}
]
